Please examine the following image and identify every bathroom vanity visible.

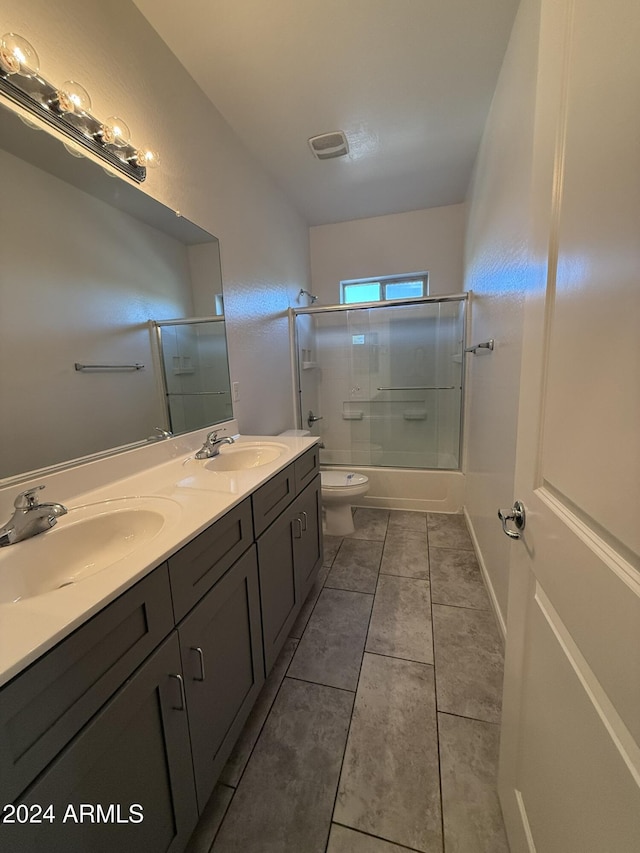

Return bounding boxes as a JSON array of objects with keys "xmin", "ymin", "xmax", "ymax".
[{"xmin": 0, "ymin": 434, "xmax": 321, "ymax": 852}]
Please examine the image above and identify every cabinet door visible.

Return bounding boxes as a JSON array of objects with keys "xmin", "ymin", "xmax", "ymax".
[
  {"xmin": 292, "ymin": 476, "xmax": 323, "ymax": 602},
  {"xmin": 0, "ymin": 634, "xmax": 198, "ymax": 853},
  {"xmin": 0, "ymin": 565, "xmax": 174, "ymax": 805},
  {"xmin": 256, "ymin": 509, "xmax": 299, "ymax": 676},
  {"xmin": 257, "ymin": 476, "xmax": 323, "ymax": 676},
  {"xmin": 178, "ymin": 546, "xmax": 264, "ymax": 811}
]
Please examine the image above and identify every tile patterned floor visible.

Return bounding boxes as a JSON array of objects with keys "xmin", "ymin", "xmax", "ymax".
[{"xmin": 186, "ymin": 510, "xmax": 509, "ymax": 853}]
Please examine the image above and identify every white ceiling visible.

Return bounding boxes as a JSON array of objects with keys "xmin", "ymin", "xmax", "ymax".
[{"xmin": 133, "ymin": 0, "xmax": 519, "ymax": 226}]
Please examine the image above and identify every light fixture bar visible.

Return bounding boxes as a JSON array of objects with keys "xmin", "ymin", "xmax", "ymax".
[{"xmin": 0, "ymin": 39, "xmax": 148, "ymax": 182}]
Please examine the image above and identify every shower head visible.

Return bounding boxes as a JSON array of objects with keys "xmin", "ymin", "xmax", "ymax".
[{"xmin": 299, "ymin": 289, "xmax": 319, "ymax": 304}]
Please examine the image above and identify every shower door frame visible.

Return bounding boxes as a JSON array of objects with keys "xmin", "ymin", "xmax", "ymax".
[
  {"xmin": 289, "ymin": 292, "xmax": 469, "ymax": 471},
  {"xmin": 150, "ymin": 315, "xmax": 230, "ymax": 435}
]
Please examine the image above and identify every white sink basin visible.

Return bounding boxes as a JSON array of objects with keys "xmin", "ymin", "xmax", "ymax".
[
  {"xmin": 0, "ymin": 497, "xmax": 180, "ymax": 604},
  {"xmin": 202, "ymin": 442, "xmax": 287, "ymax": 472}
]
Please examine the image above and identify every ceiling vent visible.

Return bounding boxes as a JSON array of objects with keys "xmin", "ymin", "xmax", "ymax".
[{"xmin": 308, "ymin": 131, "xmax": 349, "ymax": 160}]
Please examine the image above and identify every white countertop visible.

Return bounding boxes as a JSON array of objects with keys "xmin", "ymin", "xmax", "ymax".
[{"xmin": 0, "ymin": 431, "xmax": 318, "ymax": 688}]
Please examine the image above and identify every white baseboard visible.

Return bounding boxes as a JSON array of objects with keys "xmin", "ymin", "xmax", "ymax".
[{"xmin": 463, "ymin": 506, "xmax": 507, "ymax": 641}]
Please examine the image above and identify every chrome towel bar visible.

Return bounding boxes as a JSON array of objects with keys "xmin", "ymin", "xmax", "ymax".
[
  {"xmin": 74, "ymin": 362, "xmax": 144, "ymax": 371},
  {"xmin": 377, "ymin": 386, "xmax": 456, "ymax": 391}
]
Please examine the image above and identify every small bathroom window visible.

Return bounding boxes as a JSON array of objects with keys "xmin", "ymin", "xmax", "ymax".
[{"xmin": 340, "ymin": 272, "xmax": 428, "ymax": 305}]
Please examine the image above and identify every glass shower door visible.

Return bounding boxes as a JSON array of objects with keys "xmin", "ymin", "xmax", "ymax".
[{"xmin": 296, "ymin": 298, "xmax": 465, "ymax": 470}]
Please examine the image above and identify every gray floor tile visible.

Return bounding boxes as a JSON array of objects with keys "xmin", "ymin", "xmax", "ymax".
[
  {"xmin": 323, "ymin": 535, "xmax": 343, "ymax": 566},
  {"xmin": 427, "ymin": 513, "xmax": 474, "ymax": 550},
  {"xmin": 433, "ymin": 605, "xmax": 504, "ymax": 723},
  {"xmin": 335, "ymin": 653, "xmax": 443, "ymax": 852},
  {"xmin": 327, "ymin": 824, "xmax": 416, "ymax": 852},
  {"xmin": 289, "ymin": 564, "xmax": 330, "ymax": 639},
  {"xmin": 219, "ymin": 637, "xmax": 298, "ymax": 787},
  {"xmin": 430, "ymin": 547, "xmax": 490, "ymax": 610},
  {"xmin": 387, "ymin": 510, "xmax": 427, "ymax": 534},
  {"xmin": 185, "ymin": 783, "xmax": 234, "ymax": 853},
  {"xmin": 347, "ymin": 507, "xmax": 389, "ymax": 540},
  {"xmin": 366, "ymin": 575, "xmax": 433, "ymax": 664},
  {"xmin": 438, "ymin": 713, "xmax": 509, "ymax": 853},
  {"xmin": 326, "ymin": 538, "xmax": 383, "ymax": 594},
  {"xmin": 212, "ymin": 679, "xmax": 353, "ymax": 853},
  {"xmin": 380, "ymin": 530, "xmax": 429, "ymax": 579},
  {"xmin": 288, "ymin": 588, "xmax": 373, "ymax": 691}
]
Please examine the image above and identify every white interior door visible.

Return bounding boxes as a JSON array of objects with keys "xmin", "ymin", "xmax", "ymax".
[{"xmin": 498, "ymin": 0, "xmax": 640, "ymax": 850}]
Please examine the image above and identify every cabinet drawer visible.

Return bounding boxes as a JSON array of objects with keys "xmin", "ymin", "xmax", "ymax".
[
  {"xmin": 0, "ymin": 565, "xmax": 174, "ymax": 804},
  {"xmin": 294, "ymin": 444, "xmax": 320, "ymax": 494},
  {"xmin": 168, "ymin": 498, "xmax": 253, "ymax": 621},
  {"xmin": 251, "ymin": 463, "xmax": 296, "ymax": 537}
]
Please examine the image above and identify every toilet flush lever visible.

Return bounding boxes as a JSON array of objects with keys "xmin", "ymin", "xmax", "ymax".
[{"xmin": 498, "ymin": 501, "xmax": 526, "ymax": 539}]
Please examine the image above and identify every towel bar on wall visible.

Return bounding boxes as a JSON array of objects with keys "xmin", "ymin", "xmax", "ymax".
[
  {"xmin": 376, "ymin": 386, "xmax": 456, "ymax": 391},
  {"xmin": 74, "ymin": 362, "xmax": 144, "ymax": 371}
]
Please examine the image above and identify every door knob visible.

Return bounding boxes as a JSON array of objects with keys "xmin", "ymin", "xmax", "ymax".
[{"xmin": 498, "ymin": 501, "xmax": 526, "ymax": 539}]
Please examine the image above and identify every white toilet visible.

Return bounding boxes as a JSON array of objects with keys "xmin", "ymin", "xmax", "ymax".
[
  {"xmin": 320, "ymin": 470, "xmax": 369, "ymax": 536},
  {"xmin": 278, "ymin": 430, "xmax": 369, "ymax": 536}
]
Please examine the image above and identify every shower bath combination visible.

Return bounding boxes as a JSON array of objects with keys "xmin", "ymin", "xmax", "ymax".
[
  {"xmin": 291, "ymin": 294, "xmax": 467, "ymax": 471},
  {"xmin": 289, "ymin": 293, "xmax": 468, "ymax": 516}
]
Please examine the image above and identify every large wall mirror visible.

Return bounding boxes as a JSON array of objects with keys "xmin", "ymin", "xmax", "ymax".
[{"xmin": 0, "ymin": 99, "xmax": 232, "ymax": 484}]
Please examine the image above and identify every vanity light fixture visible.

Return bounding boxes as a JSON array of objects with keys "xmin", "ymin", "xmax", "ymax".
[{"xmin": 0, "ymin": 32, "xmax": 157, "ymax": 182}]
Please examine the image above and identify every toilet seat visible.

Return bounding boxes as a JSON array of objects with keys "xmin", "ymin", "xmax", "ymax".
[{"xmin": 320, "ymin": 471, "xmax": 368, "ymax": 490}]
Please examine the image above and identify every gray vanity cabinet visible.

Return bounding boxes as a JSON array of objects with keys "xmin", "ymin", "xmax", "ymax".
[
  {"xmin": 2, "ymin": 633, "xmax": 198, "ymax": 853},
  {"xmin": 256, "ymin": 474, "xmax": 323, "ymax": 675},
  {"xmin": 0, "ymin": 443, "xmax": 321, "ymax": 852},
  {"xmin": 177, "ymin": 546, "xmax": 264, "ymax": 811}
]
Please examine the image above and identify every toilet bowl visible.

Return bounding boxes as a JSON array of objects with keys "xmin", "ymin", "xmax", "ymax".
[{"xmin": 321, "ymin": 470, "xmax": 369, "ymax": 536}]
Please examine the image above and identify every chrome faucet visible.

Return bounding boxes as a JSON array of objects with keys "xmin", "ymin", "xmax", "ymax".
[
  {"xmin": 195, "ymin": 431, "xmax": 235, "ymax": 459},
  {"xmin": 0, "ymin": 485, "xmax": 68, "ymax": 547}
]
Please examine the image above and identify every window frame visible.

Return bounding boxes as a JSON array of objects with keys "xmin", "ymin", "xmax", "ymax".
[{"xmin": 340, "ymin": 272, "xmax": 429, "ymax": 305}]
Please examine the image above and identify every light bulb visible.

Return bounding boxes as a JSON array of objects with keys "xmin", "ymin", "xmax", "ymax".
[
  {"xmin": 0, "ymin": 33, "xmax": 40, "ymax": 77},
  {"xmin": 101, "ymin": 116, "xmax": 130, "ymax": 147},
  {"xmin": 138, "ymin": 146, "xmax": 160, "ymax": 169},
  {"xmin": 55, "ymin": 80, "xmax": 92, "ymax": 114}
]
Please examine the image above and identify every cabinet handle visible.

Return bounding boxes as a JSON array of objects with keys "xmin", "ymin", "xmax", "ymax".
[
  {"xmin": 301, "ymin": 510, "xmax": 308, "ymax": 531},
  {"xmin": 191, "ymin": 646, "xmax": 206, "ymax": 681},
  {"xmin": 293, "ymin": 516, "xmax": 303, "ymax": 538},
  {"xmin": 169, "ymin": 673, "xmax": 186, "ymax": 711}
]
